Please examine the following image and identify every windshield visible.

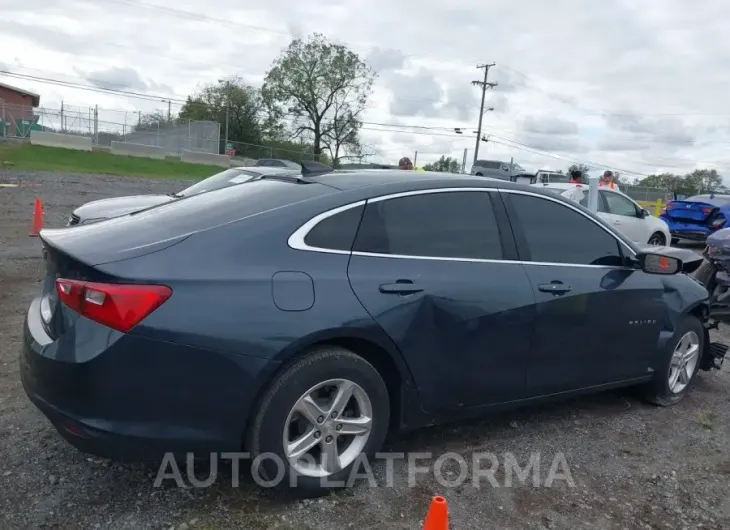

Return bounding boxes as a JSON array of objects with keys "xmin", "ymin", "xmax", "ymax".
[
  {"xmin": 177, "ymin": 169, "xmax": 261, "ymax": 197},
  {"xmin": 685, "ymin": 194, "xmax": 730, "ymax": 207}
]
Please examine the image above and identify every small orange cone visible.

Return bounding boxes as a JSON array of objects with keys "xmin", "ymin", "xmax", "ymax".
[
  {"xmin": 423, "ymin": 496, "xmax": 448, "ymax": 530},
  {"xmin": 30, "ymin": 198, "xmax": 43, "ymax": 237}
]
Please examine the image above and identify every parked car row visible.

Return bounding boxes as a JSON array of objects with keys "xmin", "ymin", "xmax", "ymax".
[{"xmin": 21, "ymin": 165, "xmax": 727, "ymax": 496}]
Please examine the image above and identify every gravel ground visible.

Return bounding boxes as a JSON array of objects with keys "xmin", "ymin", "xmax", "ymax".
[{"xmin": 1, "ymin": 170, "xmax": 729, "ymax": 530}]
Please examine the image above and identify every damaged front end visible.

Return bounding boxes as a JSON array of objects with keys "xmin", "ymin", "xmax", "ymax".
[{"xmin": 636, "ymin": 244, "xmax": 729, "ymax": 371}]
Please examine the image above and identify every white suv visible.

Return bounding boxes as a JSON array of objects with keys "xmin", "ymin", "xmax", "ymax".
[{"xmin": 532, "ymin": 182, "xmax": 671, "ymax": 246}]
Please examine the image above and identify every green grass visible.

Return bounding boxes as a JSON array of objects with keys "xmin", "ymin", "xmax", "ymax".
[{"xmin": 0, "ymin": 143, "xmax": 218, "ymax": 179}]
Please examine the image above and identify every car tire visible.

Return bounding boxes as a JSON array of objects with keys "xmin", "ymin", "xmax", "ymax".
[
  {"xmin": 648, "ymin": 232, "xmax": 666, "ymax": 246},
  {"xmin": 642, "ymin": 315, "xmax": 704, "ymax": 407},
  {"xmin": 475, "ymin": 172, "xmax": 483, "ymax": 176},
  {"xmin": 671, "ymin": 237, "xmax": 679, "ymax": 245},
  {"xmin": 246, "ymin": 346, "xmax": 390, "ymax": 497}
]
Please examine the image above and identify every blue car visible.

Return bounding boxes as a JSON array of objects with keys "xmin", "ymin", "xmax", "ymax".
[
  {"xmin": 20, "ymin": 167, "xmax": 726, "ymax": 496},
  {"xmin": 660, "ymin": 193, "xmax": 730, "ymax": 244}
]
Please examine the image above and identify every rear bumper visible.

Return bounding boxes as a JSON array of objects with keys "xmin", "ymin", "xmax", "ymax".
[
  {"xmin": 661, "ymin": 217, "xmax": 722, "ymax": 241},
  {"xmin": 20, "ymin": 296, "xmax": 273, "ymax": 462}
]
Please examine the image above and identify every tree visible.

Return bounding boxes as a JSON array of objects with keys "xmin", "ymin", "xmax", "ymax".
[
  {"xmin": 133, "ymin": 110, "xmax": 174, "ymax": 131},
  {"xmin": 423, "ymin": 155, "xmax": 462, "ymax": 173},
  {"xmin": 685, "ymin": 169, "xmax": 723, "ymax": 194},
  {"xmin": 179, "ymin": 77, "xmax": 265, "ymax": 147},
  {"xmin": 636, "ymin": 169, "xmax": 724, "ymax": 195},
  {"xmin": 567, "ymin": 163, "xmax": 591, "ymax": 178},
  {"xmin": 261, "ymin": 33, "xmax": 376, "ymax": 165}
]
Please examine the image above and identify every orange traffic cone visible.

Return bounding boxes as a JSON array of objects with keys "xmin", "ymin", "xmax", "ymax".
[
  {"xmin": 423, "ymin": 496, "xmax": 449, "ymax": 530},
  {"xmin": 30, "ymin": 198, "xmax": 43, "ymax": 237}
]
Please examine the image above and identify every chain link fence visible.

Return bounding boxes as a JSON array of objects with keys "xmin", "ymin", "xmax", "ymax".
[
  {"xmin": 227, "ymin": 140, "xmax": 327, "ymax": 164},
  {"xmin": 0, "ymin": 102, "xmax": 220, "ymax": 156}
]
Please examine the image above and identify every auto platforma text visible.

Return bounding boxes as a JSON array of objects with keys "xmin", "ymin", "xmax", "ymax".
[{"xmin": 153, "ymin": 451, "xmax": 576, "ymax": 489}]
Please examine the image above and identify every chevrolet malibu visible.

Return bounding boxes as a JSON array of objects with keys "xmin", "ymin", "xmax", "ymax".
[{"xmin": 21, "ymin": 169, "xmax": 727, "ymax": 496}]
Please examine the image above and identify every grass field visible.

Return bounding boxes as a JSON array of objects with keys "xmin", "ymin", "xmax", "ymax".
[{"xmin": 0, "ymin": 143, "xmax": 218, "ymax": 179}]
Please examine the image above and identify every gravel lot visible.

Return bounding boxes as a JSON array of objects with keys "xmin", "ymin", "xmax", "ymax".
[{"xmin": 1, "ymin": 170, "xmax": 729, "ymax": 530}]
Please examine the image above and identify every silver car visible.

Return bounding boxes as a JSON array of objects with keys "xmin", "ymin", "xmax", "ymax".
[
  {"xmin": 470, "ymin": 159, "xmax": 526, "ymax": 180},
  {"xmin": 67, "ymin": 166, "xmax": 299, "ymax": 226}
]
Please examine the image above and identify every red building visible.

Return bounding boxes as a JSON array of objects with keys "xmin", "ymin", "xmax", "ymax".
[{"xmin": 0, "ymin": 81, "xmax": 40, "ymax": 136}]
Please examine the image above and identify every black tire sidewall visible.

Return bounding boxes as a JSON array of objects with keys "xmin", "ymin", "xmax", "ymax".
[
  {"xmin": 649, "ymin": 232, "xmax": 666, "ymax": 245},
  {"xmin": 249, "ymin": 350, "xmax": 390, "ymax": 495},
  {"xmin": 649, "ymin": 316, "xmax": 704, "ymax": 404}
]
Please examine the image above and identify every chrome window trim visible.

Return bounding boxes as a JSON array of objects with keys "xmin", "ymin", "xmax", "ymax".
[
  {"xmin": 287, "ymin": 187, "xmax": 637, "ymax": 267},
  {"xmin": 287, "ymin": 200, "xmax": 366, "ymax": 255}
]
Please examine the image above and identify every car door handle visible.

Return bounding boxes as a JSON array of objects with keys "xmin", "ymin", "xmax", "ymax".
[
  {"xmin": 612, "ymin": 219, "xmax": 621, "ymax": 224},
  {"xmin": 538, "ymin": 282, "xmax": 572, "ymax": 294},
  {"xmin": 379, "ymin": 281, "xmax": 423, "ymax": 295}
]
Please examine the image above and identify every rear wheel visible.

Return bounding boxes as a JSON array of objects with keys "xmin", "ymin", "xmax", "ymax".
[
  {"xmin": 475, "ymin": 172, "xmax": 483, "ymax": 176},
  {"xmin": 247, "ymin": 346, "xmax": 390, "ymax": 497},
  {"xmin": 643, "ymin": 315, "xmax": 704, "ymax": 406},
  {"xmin": 648, "ymin": 232, "xmax": 666, "ymax": 245}
]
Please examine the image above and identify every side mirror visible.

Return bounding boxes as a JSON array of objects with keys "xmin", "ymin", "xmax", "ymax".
[
  {"xmin": 637, "ymin": 252, "xmax": 682, "ymax": 275},
  {"xmin": 639, "ymin": 208, "xmax": 650, "ymax": 218}
]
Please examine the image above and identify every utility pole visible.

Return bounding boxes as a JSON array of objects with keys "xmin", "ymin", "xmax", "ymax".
[
  {"xmin": 167, "ymin": 100, "xmax": 171, "ymax": 123},
  {"xmin": 471, "ymin": 63, "xmax": 498, "ymax": 165}
]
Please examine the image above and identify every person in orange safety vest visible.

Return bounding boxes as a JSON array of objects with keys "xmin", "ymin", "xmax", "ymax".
[{"xmin": 600, "ymin": 170, "xmax": 617, "ymax": 189}]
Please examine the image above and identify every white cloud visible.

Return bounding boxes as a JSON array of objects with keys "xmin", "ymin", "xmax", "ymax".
[{"xmin": 2, "ymin": 0, "xmax": 730, "ymax": 179}]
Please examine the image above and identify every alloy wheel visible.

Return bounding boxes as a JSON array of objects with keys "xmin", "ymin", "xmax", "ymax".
[
  {"xmin": 283, "ymin": 378, "xmax": 373, "ymax": 478},
  {"xmin": 668, "ymin": 331, "xmax": 700, "ymax": 394},
  {"xmin": 648, "ymin": 234, "xmax": 665, "ymax": 245}
]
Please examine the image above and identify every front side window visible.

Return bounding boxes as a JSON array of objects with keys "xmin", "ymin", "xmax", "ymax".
[
  {"xmin": 506, "ymin": 193, "xmax": 624, "ymax": 266},
  {"xmin": 602, "ymin": 191, "xmax": 638, "ymax": 217},
  {"xmin": 353, "ymin": 191, "xmax": 503, "ymax": 260}
]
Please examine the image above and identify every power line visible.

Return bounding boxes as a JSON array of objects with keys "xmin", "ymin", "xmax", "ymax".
[{"xmin": 0, "ymin": 68, "xmax": 692, "ymax": 175}]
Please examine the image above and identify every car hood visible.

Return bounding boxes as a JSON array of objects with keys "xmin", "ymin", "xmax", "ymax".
[{"xmin": 73, "ymin": 194, "xmax": 174, "ymax": 221}]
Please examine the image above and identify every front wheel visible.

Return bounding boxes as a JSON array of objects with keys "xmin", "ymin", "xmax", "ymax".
[
  {"xmin": 648, "ymin": 232, "xmax": 666, "ymax": 246},
  {"xmin": 643, "ymin": 315, "xmax": 704, "ymax": 407},
  {"xmin": 246, "ymin": 346, "xmax": 390, "ymax": 497}
]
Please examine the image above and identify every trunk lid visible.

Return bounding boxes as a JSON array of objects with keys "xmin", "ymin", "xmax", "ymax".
[{"xmin": 665, "ymin": 200, "xmax": 718, "ymax": 223}]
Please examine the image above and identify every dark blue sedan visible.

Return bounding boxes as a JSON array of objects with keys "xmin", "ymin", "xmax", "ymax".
[{"xmin": 20, "ymin": 168, "xmax": 727, "ymax": 496}]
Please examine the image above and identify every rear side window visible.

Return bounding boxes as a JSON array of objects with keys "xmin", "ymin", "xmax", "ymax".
[
  {"xmin": 353, "ymin": 191, "xmax": 503, "ymax": 260},
  {"xmin": 303, "ymin": 205, "xmax": 365, "ymax": 251},
  {"xmin": 476, "ymin": 160, "xmax": 503, "ymax": 169},
  {"xmin": 506, "ymin": 193, "xmax": 623, "ymax": 266}
]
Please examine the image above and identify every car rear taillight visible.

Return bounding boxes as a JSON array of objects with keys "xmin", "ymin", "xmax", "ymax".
[
  {"xmin": 702, "ymin": 206, "xmax": 713, "ymax": 215},
  {"xmin": 711, "ymin": 216, "xmax": 726, "ymax": 228},
  {"xmin": 55, "ymin": 279, "xmax": 172, "ymax": 333},
  {"xmin": 660, "ymin": 208, "xmax": 667, "ymax": 216}
]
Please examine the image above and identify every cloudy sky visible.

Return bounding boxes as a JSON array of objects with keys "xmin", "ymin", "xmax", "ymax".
[{"xmin": 1, "ymin": 0, "xmax": 729, "ymax": 181}]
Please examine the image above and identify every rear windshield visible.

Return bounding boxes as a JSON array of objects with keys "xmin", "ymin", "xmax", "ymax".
[
  {"xmin": 685, "ymin": 195, "xmax": 730, "ymax": 207},
  {"xmin": 178, "ymin": 169, "xmax": 261, "ymax": 197}
]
